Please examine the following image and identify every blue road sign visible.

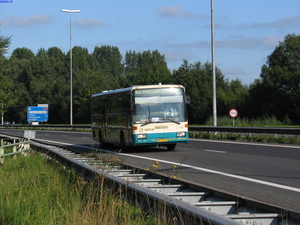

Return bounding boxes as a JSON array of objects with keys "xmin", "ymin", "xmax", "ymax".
[{"xmin": 27, "ymin": 106, "xmax": 48, "ymax": 122}]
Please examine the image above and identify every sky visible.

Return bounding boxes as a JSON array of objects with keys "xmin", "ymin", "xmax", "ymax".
[{"xmin": 1, "ymin": 0, "xmax": 300, "ymax": 85}]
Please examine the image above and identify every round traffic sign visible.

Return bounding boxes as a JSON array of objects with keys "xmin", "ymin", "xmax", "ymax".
[{"xmin": 229, "ymin": 109, "xmax": 238, "ymax": 118}]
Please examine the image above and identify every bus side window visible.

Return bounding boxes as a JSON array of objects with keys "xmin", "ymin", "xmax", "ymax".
[
  {"xmin": 118, "ymin": 95, "xmax": 127, "ymax": 113},
  {"xmin": 91, "ymin": 97, "xmax": 102, "ymax": 114},
  {"xmin": 107, "ymin": 96, "xmax": 112, "ymax": 113}
]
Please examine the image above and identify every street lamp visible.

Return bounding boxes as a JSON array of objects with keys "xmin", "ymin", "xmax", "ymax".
[
  {"xmin": 211, "ymin": 0, "xmax": 217, "ymax": 127},
  {"xmin": 61, "ymin": 9, "xmax": 81, "ymax": 125},
  {"xmin": 1, "ymin": 103, "xmax": 3, "ymax": 126}
]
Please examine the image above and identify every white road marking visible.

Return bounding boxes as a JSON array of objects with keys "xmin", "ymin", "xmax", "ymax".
[
  {"xmin": 191, "ymin": 138, "xmax": 300, "ymax": 149},
  {"xmin": 118, "ymin": 153, "xmax": 300, "ymax": 193},
  {"xmin": 34, "ymin": 138, "xmax": 300, "ymax": 194},
  {"xmin": 204, "ymin": 149, "xmax": 226, "ymax": 153}
]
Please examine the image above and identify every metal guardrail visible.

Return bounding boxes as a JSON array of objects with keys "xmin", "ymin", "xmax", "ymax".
[
  {"xmin": 0, "ymin": 124, "xmax": 90, "ymax": 130},
  {"xmin": 0, "ymin": 138, "xmax": 31, "ymax": 165},
  {"xmin": 1, "ymin": 125, "xmax": 300, "ymax": 135},
  {"xmin": 188, "ymin": 126, "xmax": 300, "ymax": 135}
]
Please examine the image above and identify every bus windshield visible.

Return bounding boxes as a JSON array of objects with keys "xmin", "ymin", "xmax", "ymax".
[{"xmin": 132, "ymin": 87, "xmax": 186, "ymax": 124}]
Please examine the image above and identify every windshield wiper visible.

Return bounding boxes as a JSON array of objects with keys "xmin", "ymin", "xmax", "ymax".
[
  {"xmin": 142, "ymin": 118, "xmax": 180, "ymax": 126},
  {"xmin": 161, "ymin": 118, "xmax": 180, "ymax": 125},
  {"xmin": 141, "ymin": 122, "xmax": 152, "ymax": 127}
]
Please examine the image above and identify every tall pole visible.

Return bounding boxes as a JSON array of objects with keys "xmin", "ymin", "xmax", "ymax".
[
  {"xmin": 211, "ymin": 0, "xmax": 217, "ymax": 127},
  {"xmin": 1, "ymin": 103, "xmax": 3, "ymax": 125},
  {"xmin": 61, "ymin": 9, "xmax": 81, "ymax": 125}
]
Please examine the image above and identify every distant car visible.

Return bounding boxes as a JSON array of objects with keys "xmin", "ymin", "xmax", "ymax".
[
  {"xmin": 3, "ymin": 121, "xmax": 10, "ymax": 125},
  {"xmin": 29, "ymin": 120, "xmax": 39, "ymax": 126}
]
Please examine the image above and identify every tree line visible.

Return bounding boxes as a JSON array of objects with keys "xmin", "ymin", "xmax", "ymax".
[{"xmin": 1, "ymin": 32, "xmax": 300, "ymax": 125}]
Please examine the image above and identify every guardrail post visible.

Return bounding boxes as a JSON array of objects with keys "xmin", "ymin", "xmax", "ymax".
[
  {"xmin": 21, "ymin": 141, "xmax": 30, "ymax": 156},
  {"xmin": 13, "ymin": 139, "xmax": 17, "ymax": 160},
  {"xmin": 0, "ymin": 147, "xmax": 3, "ymax": 165},
  {"xmin": 0, "ymin": 139, "xmax": 4, "ymax": 165},
  {"xmin": 0, "ymin": 138, "xmax": 32, "ymax": 165},
  {"xmin": 0, "ymin": 139, "xmax": 3, "ymax": 165}
]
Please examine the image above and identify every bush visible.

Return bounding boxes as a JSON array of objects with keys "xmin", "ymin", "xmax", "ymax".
[{"xmin": 204, "ymin": 115, "xmax": 287, "ymax": 127}]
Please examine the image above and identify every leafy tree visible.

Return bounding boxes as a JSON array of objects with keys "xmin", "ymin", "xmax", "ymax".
[
  {"xmin": 218, "ymin": 79, "xmax": 249, "ymax": 118},
  {"xmin": 3, "ymin": 42, "xmax": 254, "ymax": 125},
  {"xmin": 123, "ymin": 50, "xmax": 171, "ymax": 86},
  {"xmin": 0, "ymin": 33, "xmax": 14, "ymax": 123},
  {"xmin": 249, "ymin": 34, "xmax": 300, "ymax": 123},
  {"xmin": 70, "ymin": 46, "xmax": 91, "ymax": 72},
  {"xmin": 9, "ymin": 47, "xmax": 68, "ymax": 124},
  {"xmin": 47, "ymin": 47, "xmax": 69, "ymax": 123},
  {"xmin": 9, "ymin": 47, "xmax": 35, "ymax": 90},
  {"xmin": 29, "ymin": 48, "xmax": 54, "ymax": 104},
  {"xmin": 5, "ymin": 47, "xmax": 33, "ymax": 123},
  {"xmin": 91, "ymin": 45, "xmax": 124, "ymax": 87},
  {"xmin": 11, "ymin": 47, "xmax": 34, "ymax": 60},
  {"xmin": 172, "ymin": 60, "xmax": 228, "ymax": 124}
]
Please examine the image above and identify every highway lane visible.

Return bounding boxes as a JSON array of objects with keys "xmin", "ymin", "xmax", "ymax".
[{"xmin": 1, "ymin": 129, "xmax": 300, "ymax": 213}]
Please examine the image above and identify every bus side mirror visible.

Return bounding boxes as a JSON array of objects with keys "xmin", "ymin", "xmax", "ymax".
[{"xmin": 185, "ymin": 93, "xmax": 191, "ymax": 104}]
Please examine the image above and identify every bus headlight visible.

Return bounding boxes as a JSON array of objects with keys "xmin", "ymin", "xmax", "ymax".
[
  {"xmin": 138, "ymin": 134, "xmax": 147, "ymax": 139},
  {"xmin": 177, "ymin": 132, "xmax": 186, "ymax": 137}
]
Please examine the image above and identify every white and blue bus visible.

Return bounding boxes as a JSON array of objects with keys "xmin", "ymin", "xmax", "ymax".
[{"xmin": 91, "ymin": 84, "xmax": 189, "ymax": 151}]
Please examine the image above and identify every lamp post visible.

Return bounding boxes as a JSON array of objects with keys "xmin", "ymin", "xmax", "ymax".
[
  {"xmin": 61, "ymin": 9, "xmax": 81, "ymax": 125},
  {"xmin": 1, "ymin": 103, "xmax": 3, "ymax": 125},
  {"xmin": 211, "ymin": 0, "xmax": 217, "ymax": 127}
]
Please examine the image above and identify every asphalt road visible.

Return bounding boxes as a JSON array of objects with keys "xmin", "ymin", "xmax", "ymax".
[{"xmin": 1, "ymin": 129, "xmax": 300, "ymax": 213}]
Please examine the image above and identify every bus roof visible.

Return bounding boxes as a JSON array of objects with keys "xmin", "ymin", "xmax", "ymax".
[{"xmin": 91, "ymin": 84, "xmax": 184, "ymax": 98}]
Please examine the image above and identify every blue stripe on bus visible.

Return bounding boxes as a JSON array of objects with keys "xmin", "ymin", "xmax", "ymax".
[{"xmin": 132, "ymin": 132, "xmax": 189, "ymax": 146}]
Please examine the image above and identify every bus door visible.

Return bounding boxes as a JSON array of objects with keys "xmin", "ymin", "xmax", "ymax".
[
  {"xmin": 102, "ymin": 97, "xmax": 107, "ymax": 141},
  {"xmin": 126, "ymin": 93, "xmax": 132, "ymax": 145}
]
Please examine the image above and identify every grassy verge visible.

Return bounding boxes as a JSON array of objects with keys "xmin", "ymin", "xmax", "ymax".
[
  {"xmin": 189, "ymin": 116, "xmax": 300, "ymax": 145},
  {"xmin": 0, "ymin": 152, "xmax": 164, "ymax": 225},
  {"xmin": 204, "ymin": 115, "xmax": 298, "ymax": 127}
]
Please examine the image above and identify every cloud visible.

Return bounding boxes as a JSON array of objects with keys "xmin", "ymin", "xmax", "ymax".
[
  {"xmin": 223, "ymin": 68, "xmax": 246, "ymax": 75},
  {"xmin": 218, "ymin": 36, "xmax": 283, "ymax": 49},
  {"xmin": 164, "ymin": 51, "xmax": 196, "ymax": 61},
  {"xmin": 155, "ymin": 6, "xmax": 199, "ymax": 19},
  {"xmin": 75, "ymin": 18, "xmax": 104, "ymax": 28},
  {"xmin": 193, "ymin": 36, "xmax": 283, "ymax": 49},
  {"xmin": 3, "ymin": 15, "xmax": 54, "ymax": 27},
  {"xmin": 239, "ymin": 16, "xmax": 300, "ymax": 31},
  {"xmin": 165, "ymin": 35, "xmax": 283, "ymax": 52}
]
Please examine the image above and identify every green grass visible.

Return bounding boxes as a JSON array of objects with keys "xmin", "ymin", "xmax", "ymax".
[
  {"xmin": 0, "ymin": 152, "xmax": 164, "ymax": 225},
  {"xmin": 204, "ymin": 115, "xmax": 292, "ymax": 127}
]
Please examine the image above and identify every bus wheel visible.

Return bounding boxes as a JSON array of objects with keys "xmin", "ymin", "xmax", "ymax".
[{"xmin": 167, "ymin": 144, "xmax": 176, "ymax": 151}]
